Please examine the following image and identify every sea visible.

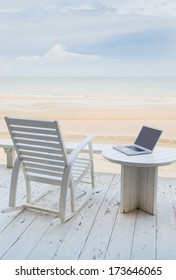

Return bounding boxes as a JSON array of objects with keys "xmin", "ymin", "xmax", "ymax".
[{"xmin": 0, "ymin": 77, "xmax": 176, "ymax": 101}]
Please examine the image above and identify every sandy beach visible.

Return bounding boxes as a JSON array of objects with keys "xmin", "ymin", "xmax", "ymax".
[
  {"xmin": 0, "ymin": 95, "xmax": 176, "ymax": 176},
  {"xmin": 1, "ymin": 95, "xmax": 176, "ymax": 139}
]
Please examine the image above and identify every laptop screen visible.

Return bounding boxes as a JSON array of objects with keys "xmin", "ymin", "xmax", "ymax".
[{"xmin": 134, "ymin": 126, "xmax": 162, "ymax": 151}]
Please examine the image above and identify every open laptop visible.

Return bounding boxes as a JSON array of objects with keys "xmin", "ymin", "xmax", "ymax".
[{"xmin": 113, "ymin": 126, "xmax": 162, "ymax": 156}]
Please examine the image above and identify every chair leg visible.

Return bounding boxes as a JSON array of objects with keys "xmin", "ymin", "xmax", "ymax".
[
  {"xmin": 59, "ymin": 167, "xmax": 70, "ymax": 223},
  {"xmin": 59, "ymin": 193, "xmax": 67, "ymax": 224},
  {"xmin": 25, "ymin": 178, "xmax": 32, "ymax": 203},
  {"xmin": 20, "ymin": 164, "xmax": 32, "ymax": 203},
  {"xmin": 9, "ymin": 158, "xmax": 21, "ymax": 207},
  {"xmin": 69, "ymin": 178, "xmax": 75, "ymax": 212},
  {"xmin": 89, "ymin": 142, "xmax": 95, "ymax": 188},
  {"xmin": 90, "ymin": 163, "xmax": 95, "ymax": 188}
]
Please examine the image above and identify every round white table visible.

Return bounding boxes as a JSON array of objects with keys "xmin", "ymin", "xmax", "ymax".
[{"xmin": 102, "ymin": 147, "xmax": 176, "ymax": 215}]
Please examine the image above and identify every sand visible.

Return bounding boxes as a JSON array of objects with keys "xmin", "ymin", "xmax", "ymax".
[{"xmin": 0, "ymin": 95, "xmax": 176, "ymax": 176}]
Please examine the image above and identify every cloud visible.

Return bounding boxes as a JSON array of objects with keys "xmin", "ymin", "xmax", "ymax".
[
  {"xmin": 59, "ymin": 4, "xmax": 96, "ymax": 13},
  {"xmin": 1, "ymin": 43, "xmax": 104, "ymax": 77},
  {"xmin": 0, "ymin": 1, "xmax": 176, "ymax": 76},
  {"xmin": 0, "ymin": 8, "xmax": 25, "ymax": 14},
  {"xmin": 99, "ymin": 0, "xmax": 176, "ymax": 16},
  {"xmin": 18, "ymin": 44, "xmax": 101, "ymax": 62}
]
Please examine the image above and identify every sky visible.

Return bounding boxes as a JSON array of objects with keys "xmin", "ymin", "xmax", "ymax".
[{"xmin": 0, "ymin": 0, "xmax": 176, "ymax": 77}]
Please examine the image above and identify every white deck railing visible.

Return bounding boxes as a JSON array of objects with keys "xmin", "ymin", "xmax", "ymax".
[{"xmin": 0, "ymin": 139, "xmax": 111, "ymax": 168}]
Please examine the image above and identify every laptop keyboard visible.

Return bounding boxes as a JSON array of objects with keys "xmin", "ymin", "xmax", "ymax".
[{"xmin": 126, "ymin": 146, "xmax": 144, "ymax": 152}]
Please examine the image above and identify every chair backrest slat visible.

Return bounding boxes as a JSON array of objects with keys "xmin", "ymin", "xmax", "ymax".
[
  {"xmin": 17, "ymin": 144, "xmax": 61, "ymax": 154},
  {"xmin": 6, "ymin": 118, "xmax": 56, "ymax": 128},
  {"xmin": 27, "ymin": 175, "xmax": 62, "ymax": 186},
  {"xmin": 23, "ymin": 162, "xmax": 64, "ymax": 173},
  {"xmin": 15, "ymin": 139, "xmax": 61, "ymax": 148},
  {"xmin": 12, "ymin": 132, "xmax": 59, "ymax": 142},
  {"xmin": 26, "ymin": 167, "xmax": 63, "ymax": 178},
  {"xmin": 19, "ymin": 151, "xmax": 64, "ymax": 161},
  {"xmin": 10, "ymin": 126, "xmax": 57, "ymax": 135},
  {"xmin": 21, "ymin": 156, "xmax": 65, "ymax": 166}
]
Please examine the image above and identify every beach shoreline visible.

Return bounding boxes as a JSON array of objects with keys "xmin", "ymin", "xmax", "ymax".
[
  {"xmin": 1, "ymin": 95, "xmax": 176, "ymax": 138},
  {"xmin": 0, "ymin": 95, "xmax": 176, "ymax": 177}
]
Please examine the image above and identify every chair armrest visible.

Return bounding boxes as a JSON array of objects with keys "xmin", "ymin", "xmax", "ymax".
[{"xmin": 68, "ymin": 134, "xmax": 94, "ymax": 166}]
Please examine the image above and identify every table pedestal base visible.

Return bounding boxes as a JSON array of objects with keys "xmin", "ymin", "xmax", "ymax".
[{"xmin": 121, "ymin": 165, "xmax": 158, "ymax": 215}]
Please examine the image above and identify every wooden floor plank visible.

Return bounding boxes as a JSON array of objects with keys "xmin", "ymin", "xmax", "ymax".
[
  {"xmin": 79, "ymin": 174, "xmax": 120, "ymax": 260},
  {"xmin": 2, "ymin": 212, "xmax": 52, "ymax": 260},
  {"xmin": 105, "ymin": 210, "xmax": 137, "ymax": 260},
  {"xmin": 0, "ymin": 168, "xmax": 29, "ymax": 233},
  {"xmin": 27, "ymin": 173, "xmax": 102, "ymax": 260},
  {"xmin": 131, "ymin": 210, "xmax": 156, "ymax": 260},
  {"xmin": 156, "ymin": 177, "xmax": 176, "ymax": 259},
  {"xmin": 0, "ymin": 210, "xmax": 38, "ymax": 258},
  {"xmin": 27, "ymin": 218, "xmax": 72, "ymax": 260},
  {"xmin": 0, "ymin": 186, "xmax": 57, "ymax": 259},
  {"xmin": 0, "ymin": 174, "xmax": 49, "ymax": 233},
  {"xmin": 52, "ymin": 173, "xmax": 114, "ymax": 260}
]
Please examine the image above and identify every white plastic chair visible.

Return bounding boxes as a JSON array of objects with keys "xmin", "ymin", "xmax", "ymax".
[{"xmin": 3, "ymin": 117, "xmax": 95, "ymax": 224}]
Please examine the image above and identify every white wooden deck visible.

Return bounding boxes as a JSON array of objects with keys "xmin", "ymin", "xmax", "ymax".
[{"xmin": 0, "ymin": 164, "xmax": 176, "ymax": 260}]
